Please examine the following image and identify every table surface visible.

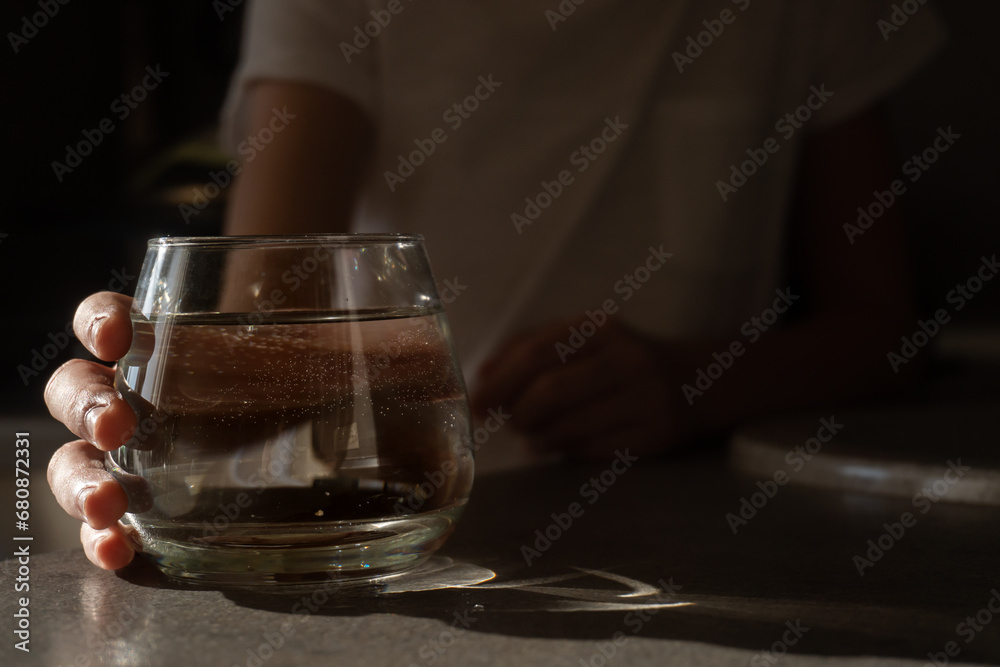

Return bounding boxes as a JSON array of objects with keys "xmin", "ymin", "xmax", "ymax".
[{"xmin": 3, "ymin": 424, "xmax": 1000, "ymax": 667}]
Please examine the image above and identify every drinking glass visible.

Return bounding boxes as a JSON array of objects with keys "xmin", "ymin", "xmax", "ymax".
[{"xmin": 107, "ymin": 235, "xmax": 474, "ymax": 585}]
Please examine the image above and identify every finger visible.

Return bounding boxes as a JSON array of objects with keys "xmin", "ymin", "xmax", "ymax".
[
  {"xmin": 44, "ymin": 360, "xmax": 137, "ymax": 450},
  {"xmin": 478, "ymin": 315, "xmax": 599, "ymax": 378},
  {"xmin": 73, "ymin": 292, "xmax": 134, "ymax": 362},
  {"xmin": 473, "ymin": 318, "xmax": 597, "ymax": 416},
  {"xmin": 81, "ymin": 522, "xmax": 137, "ymax": 571},
  {"xmin": 577, "ymin": 425, "xmax": 666, "ymax": 462},
  {"xmin": 47, "ymin": 440, "xmax": 129, "ymax": 528},
  {"xmin": 510, "ymin": 352, "xmax": 619, "ymax": 432},
  {"xmin": 528, "ymin": 392, "xmax": 642, "ymax": 449}
]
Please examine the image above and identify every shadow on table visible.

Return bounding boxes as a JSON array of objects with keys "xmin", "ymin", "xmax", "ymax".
[{"xmin": 116, "ymin": 449, "xmax": 1000, "ymax": 664}]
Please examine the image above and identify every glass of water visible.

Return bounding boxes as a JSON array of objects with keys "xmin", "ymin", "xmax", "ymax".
[{"xmin": 108, "ymin": 235, "xmax": 474, "ymax": 585}]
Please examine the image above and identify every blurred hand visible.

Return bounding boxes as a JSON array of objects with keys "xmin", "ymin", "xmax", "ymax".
[
  {"xmin": 471, "ymin": 316, "xmax": 682, "ymax": 460},
  {"xmin": 45, "ymin": 292, "xmax": 137, "ymax": 570}
]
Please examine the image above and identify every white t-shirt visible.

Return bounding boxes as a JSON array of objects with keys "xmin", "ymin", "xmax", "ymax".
[{"xmin": 222, "ymin": 0, "xmax": 945, "ymax": 378}]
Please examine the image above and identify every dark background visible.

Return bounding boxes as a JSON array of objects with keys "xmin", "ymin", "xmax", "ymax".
[{"xmin": 1, "ymin": 0, "xmax": 998, "ymax": 413}]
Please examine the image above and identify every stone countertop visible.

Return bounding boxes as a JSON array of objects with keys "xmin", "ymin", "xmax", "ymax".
[{"xmin": 2, "ymin": 442, "xmax": 999, "ymax": 667}]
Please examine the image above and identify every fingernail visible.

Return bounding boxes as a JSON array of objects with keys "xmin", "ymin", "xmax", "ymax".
[
  {"xmin": 95, "ymin": 534, "xmax": 132, "ymax": 570},
  {"xmin": 121, "ymin": 525, "xmax": 143, "ymax": 553},
  {"xmin": 88, "ymin": 314, "xmax": 108, "ymax": 349},
  {"xmin": 77, "ymin": 487, "xmax": 95, "ymax": 523},
  {"xmin": 85, "ymin": 405, "xmax": 107, "ymax": 442}
]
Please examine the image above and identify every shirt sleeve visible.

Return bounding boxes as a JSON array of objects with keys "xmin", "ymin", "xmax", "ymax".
[
  {"xmin": 219, "ymin": 0, "xmax": 379, "ymax": 152},
  {"xmin": 808, "ymin": 1, "xmax": 948, "ymax": 128}
]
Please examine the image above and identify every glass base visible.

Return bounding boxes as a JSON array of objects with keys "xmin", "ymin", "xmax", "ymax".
[{"xmin": 125, "ymin": 504, "xmax": 463, "ymax": 586}]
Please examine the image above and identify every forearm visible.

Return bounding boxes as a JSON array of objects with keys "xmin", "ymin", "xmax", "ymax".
[
  {"xmin": 223, "ymin": 80, "xmax": 373, "ymax": 236},
  {"xmin": 214, "ymin": 81, "xmax": 374, "ymax": 309}
]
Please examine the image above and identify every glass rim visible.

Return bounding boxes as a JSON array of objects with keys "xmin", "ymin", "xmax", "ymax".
[{"xmin": 147, "ymin": 233, "xmax": 425, "ymax": 248}]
